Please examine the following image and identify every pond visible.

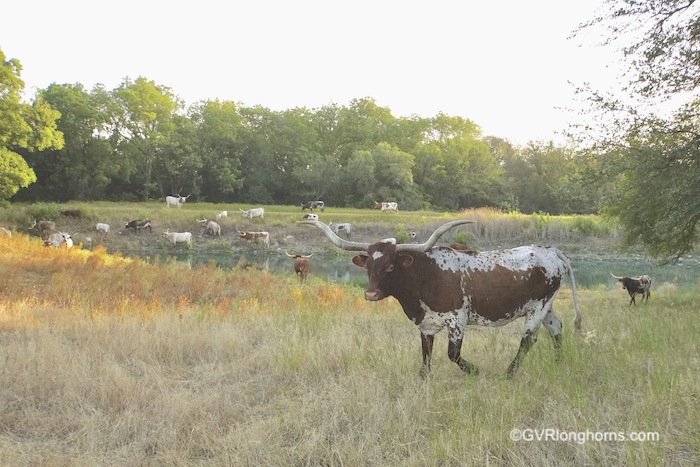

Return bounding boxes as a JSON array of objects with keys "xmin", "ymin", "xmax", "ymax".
[{"xmin": 121, "ymin": 249, "xmax": 700, "ymax": 290}]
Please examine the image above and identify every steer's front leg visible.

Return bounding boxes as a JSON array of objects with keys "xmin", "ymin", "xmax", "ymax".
[
  {"xmin": 447, "ymin": 338, "xmax": 479, "ymax": 375},
  {"xmin": 419, "ymin": 333, "xmax": 434, "ymax": 379}
]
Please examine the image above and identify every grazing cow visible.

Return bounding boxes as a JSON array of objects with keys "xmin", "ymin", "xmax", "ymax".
[
  {"xmin": 215, "ymin": 210, "xmax": 228, "ymax": 220},
  {"xmin": 95, "ymin": 223, "xmax": 110, "ymax": 235},
  {"xmin": 374, "ymin": 201, "xmax": 399, "ymax": 213},
  {"xmin": 60, "ymin": 209, "xmax": 82, "ymax": 219},
  {"xmin": 163, "ymin": 230, "xmax": 193, "ymax": 246},
  {"xmin": 198, "ymin": 219, "xmax": 221, "ymax": 236},
  {"xmin": 30, "ymin": 220, "xmax": 56, "ymax": 235},
  {"xmin": 165, "ymin": 194, "xmax": 190, "ymax": 208},
  {"xmin": 240, "ymin": 208, "xmax": 265, "ymax": 220},
  {"xmin": 610, "ymin": 272, "xmax": 652, "ymax": 305},
  {"xmin": 125, "ymin": 219, "xmax": 152, "ymax": 234},
  {"xmin": 237, "ymin": 228, "xmax": 270, "ymax": 249},
  {"xmin": 1, "ymin": 227, "xmax": 11, "ymax": 238},
  {"xmin": 301, "ymin": 201, "xmax": 325, "ymax": 212},
  {"xmin": 303, "ymin": 213, "xmax": 319, "ymax": 221},
  {"xmin": 44, "ymin": 232, "xmax": 73, "ymax": 248},
  {"xmin": 285, "ymin": 251, "xmax": 313, "ymax": 284},
  {"xmin": 300, "ymin": 219, "xmax": 582, "ymax": 379},
  {"xmin": 329, "ymin": 222, "xmax": 352, "ymax": 238}
]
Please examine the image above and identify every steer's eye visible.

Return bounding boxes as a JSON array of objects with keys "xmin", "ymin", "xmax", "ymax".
[{"xmin": 386, "ymin": 264, "xmax": 394, "ymax": 273}]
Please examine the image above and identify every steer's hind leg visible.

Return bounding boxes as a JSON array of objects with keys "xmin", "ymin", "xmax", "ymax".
[
  {"xmin": 542, "ymin": 310, "xmax": 563, "ymax": 361},
  {"xmin": 507, "ymin": 312, "xmax": 544, "ymax": 378}
]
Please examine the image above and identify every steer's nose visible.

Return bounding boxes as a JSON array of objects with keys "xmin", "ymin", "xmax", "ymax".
[{"xmin": 364, "ymin": 289, "xmax": 383, "ymax": 301}]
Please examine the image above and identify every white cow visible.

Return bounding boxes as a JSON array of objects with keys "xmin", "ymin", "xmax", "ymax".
[
  {"xmin": 198, "ymin": 219, "xmax": 221, "ymax": 236},
  {"xmin": 215, "ymin": 210, "xmax": 228, "ymax": 220},
  {"xmin": 44, "ymin": 232, "xmax": 73, "ymax": 248},
  {"xmin": 303, "ymin": 213, "xmax": 319, "ymax": 221},
  {"xmin": 163, "ymin": 230, "xmax": 193, "ymax": 246},
  {"xmin": 165, "ymin": 194, "xmax": 190, "ymax": 208},
  {"xmin": 95, "ymin": 223, "xmax": 110, "ymax": 235},
  {"xmin": 374, "ymin": 201, "xmax": 399, "ymax": 213},
  {"xmin": 240, "ymin": 208, "xmax": 265, "ymax": 220}
]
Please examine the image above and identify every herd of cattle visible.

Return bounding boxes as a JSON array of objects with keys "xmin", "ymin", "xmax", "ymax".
[{"xmin": 6, "ymin": 197, "xmax": 659, "ymax": 378}]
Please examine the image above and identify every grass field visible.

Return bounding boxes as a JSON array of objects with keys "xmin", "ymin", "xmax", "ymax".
[
  {"xmin": 0, "ymin": 202, "xmax": 623, "ymax": 257},
  {"xmin": 0, "ymin": 229, "xmax": 698, "ymax": 466}
]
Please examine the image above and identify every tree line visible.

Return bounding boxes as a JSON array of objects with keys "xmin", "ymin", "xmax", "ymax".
[
  {"xmin": 3, "ymin": 0, "xmax": 700, "ymax": 261},
  {"xmin": 1, "ymin": 61, "xmax": 602, "ymax": 214}
]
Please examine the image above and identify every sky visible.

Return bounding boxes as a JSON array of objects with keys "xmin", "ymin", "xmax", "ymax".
[{"xmin": 2, "ymin": 0, "xmax": 623, "ymax": 146}]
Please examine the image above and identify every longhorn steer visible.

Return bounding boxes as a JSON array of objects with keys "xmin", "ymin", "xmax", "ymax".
[
  {"xmin": 215, "ymin": 210, "xmax": 228, "ymax": 220},
  {"xmin": 125, "ymin": 220, "xmax": 152, "ymax": 233},
  {"xmin": 374, "ymin": 201, "xmax": 398, "ymax": 213},
  {"xmin": 165, "ymin": 194, "xmax": 190, "ymax": 208},
  {"xmin": 163, "ymin": 230, "xmax": 193, "ymax": 246},
  {"xmin": 301, "ymin": 201, "xmax": 325, "ymax": 212},
  {"xmin": 44, "ymin": 232, "xmax": 73, "ymax": 248},
  {"xmin": 30, "ymin": 220, "xmax": 56, "ymax": 236},
  {"xmin": 239, "ymin": 208, "xmax": 265, "ymax": 220},
  {"xmin": 300, "ymin": 220, "xmax": 582, "ymax": 379},
  {"xmin": 198, "ymin": 219, "xmax": 221, "ymax": 236},
  {"xmin": 610, "ymin": 272, "xmax": 651, "ymax": 305},
  {"xmin": 237, "ymin": 229, "xmax": 270, "ymax": 248},
  {"xmin": 285, "ymin": 251, "xmax": 313, "ymax": 284}
]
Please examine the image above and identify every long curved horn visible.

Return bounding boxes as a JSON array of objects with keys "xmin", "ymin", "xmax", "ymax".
[
  {"xmin": 298, "ymin": 221, "xmax": 370, "ymax": 251},
  {"xmin": 395, "ymin": 220, "xmax": 477, "ymax": 252},
  {"xmin": 299, "ymin": 219, "xmax": 476, "ymax": 253},
  {"xmin": 610, "ymin": 271, "xmax": 623, "ymax": 280},
  {"xmin": 284, "ymin": 251, "xmax": 294, "ymax": 257}
]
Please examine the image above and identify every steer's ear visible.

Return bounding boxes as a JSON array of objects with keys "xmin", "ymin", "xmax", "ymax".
[
  {"xmin": 352, "ymin": 254, "xmax": 368, "ymax": 268},
  {"xmin": 396, "ymin": 253, "xmax": 414, "ymax": 269}
]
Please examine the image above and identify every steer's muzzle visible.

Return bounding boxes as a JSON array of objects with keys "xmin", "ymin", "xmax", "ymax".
[{"xmin": 364, "ymin": 289, "xmax": 384, "ymax": 301}]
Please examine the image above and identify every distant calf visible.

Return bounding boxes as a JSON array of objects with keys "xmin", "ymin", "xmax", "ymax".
[
  {"xmin": 611, "ymin": 272, "xmax": 652, "ymax": 305},
  {"xmin": 95, "ymin": 223, "xmax": 110, "ymax": 235}
]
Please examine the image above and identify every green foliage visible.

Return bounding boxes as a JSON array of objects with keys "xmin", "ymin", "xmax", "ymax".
[
  {"xmin": 26, "ymin": 202, "xmax": 61, "ymax": 222},
  {"xmin": 530, "ymin": 211, "xmax": 551, "ymax": 232},
  {"xmin": 575, "ymin": 2, "xmax": 700, "ymax": 261},
  {"xmin": 452, "ymin": 230, "xmax": 472, "ymax": 247},
  {"xmin": 570, "ymin": 215, "xmax": 599, "ymax": 236},
  {"xmin": 0, "ymin": 48, "xmax": 63, "ymax": 202},
  {"xmin": 393, "ymin": 223, "xmax": 411, "ymax": 244}
]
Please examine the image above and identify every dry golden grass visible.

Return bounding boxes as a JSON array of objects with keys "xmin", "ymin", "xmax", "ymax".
[{"xmin": 0, "ymin": 233, "xmax": 698, "ymax": 466}]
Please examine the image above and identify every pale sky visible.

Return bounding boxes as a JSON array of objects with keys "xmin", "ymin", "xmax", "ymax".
[{"xmin": 2, "ymin": 0, "xmax": 622, "ymax": 146}]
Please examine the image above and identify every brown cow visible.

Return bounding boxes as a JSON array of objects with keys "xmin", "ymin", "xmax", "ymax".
[
  {"xmin": 300, "ymin": 219, "xmax": 582, "ymax": 379},
  {"xmin": 60, "ymin": 209, "xmax": 83, "ymax": 218},
  {"xmin": 285, "ymin": 251, "xmax": 312, "ymax": 284},
  {"xmin": 237, "ymin": 228, "xmax": 270, "ymax": 249}
]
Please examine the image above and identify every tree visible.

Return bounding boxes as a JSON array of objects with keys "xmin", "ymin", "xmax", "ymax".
[
  {"xmin": 19, "ymin": 83, "xmax": 121, "ymax": 201},
  {"xmin": 0, "ymin": 48, "xmax": 63, "ymax": 201},
  {"xmin": 576, "ymin": 0, "xmax": 700, "ymax": 261},
  {"xmin": 111, "ymin": 77, "xmax": 181, "ymax": 200}
]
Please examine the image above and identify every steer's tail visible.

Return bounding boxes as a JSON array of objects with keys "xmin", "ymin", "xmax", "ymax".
[{"xmin": 558, "ymin": 250, "xmax": 582, "ymax": 333}]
